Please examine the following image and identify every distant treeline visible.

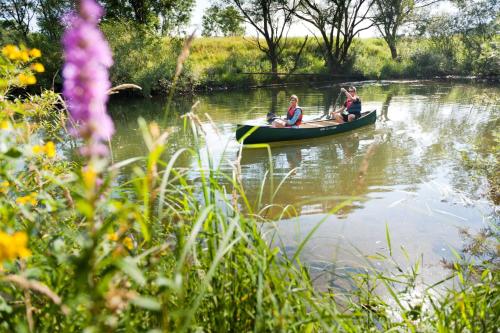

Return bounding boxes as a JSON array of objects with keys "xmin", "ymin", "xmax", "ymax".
[{"xmin": 1, "ymin": 0, "xmax": 498, "ymax": 96}]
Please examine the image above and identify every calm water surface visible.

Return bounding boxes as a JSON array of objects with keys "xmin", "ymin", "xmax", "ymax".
[{"xmin": 109, "ymin": 81, "xmax": 499, "ymax": 288}]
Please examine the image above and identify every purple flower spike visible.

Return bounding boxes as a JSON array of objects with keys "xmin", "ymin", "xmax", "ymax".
[
  {"xmin": 80, "ymin": 0, "xmax": 104, "ymax": 23},
  {"xmin": 62, "ymin": 0, "xmax": 114, "ymax": 158}
]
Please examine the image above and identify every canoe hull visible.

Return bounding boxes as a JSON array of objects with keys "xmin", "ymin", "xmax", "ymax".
[{"xmin": 236, "ymin": 109, "xmax": 377, "ymax": 144}]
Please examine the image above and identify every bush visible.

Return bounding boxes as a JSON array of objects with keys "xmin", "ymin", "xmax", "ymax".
[
  {"xmin": 472, "ymin": 40, "xmax": 500, "ymax": 76},
  {"xmin": 101, "ymin": 21, "xmax": 194, "ymax": 96},
  {"xmin": 408, "ymin": 49, "xmax": 452, "ymax": 77}
]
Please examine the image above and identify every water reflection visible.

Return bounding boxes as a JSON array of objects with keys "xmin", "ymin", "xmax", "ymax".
[
  {"xmin": 108, "ymin": 82, "xmax": 498, "ymax": 220},
  {"xmin": 239, "ymin": 129, "xmax": 393, "ymax": 218},
  {"xmin": 108, "ymin": 81, "xmax": 499, "ymax": 287},
  {"xmin": 379, "ymin": 92, "xmax": 392, "ymax": 122}
]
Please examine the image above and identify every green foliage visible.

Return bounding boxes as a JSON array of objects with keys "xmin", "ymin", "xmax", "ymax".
[
  {"xmin": 1, "ymin": 44, "xmax": 500, "ymax": 332},
  {"xmin": 101, "ymin": 21, "xmax": 193, "ymax": 96},
  {"xmin": 102, "ymin": 0, "xmax": 195, "ymax": 34},
  {"xmin": 473, "ymin": 39, "xmax": 500, "ymax": 76},
  {"xmin": 371, "ymin": 0, "xmax": 430, "ymax": 59},
  {"xmin": 202, "ymin": 5, "xmax": 245, "ymax": 37},
  {"xmin": 3, "ymin": 23, "xmax": 499, "ymax": 95},
  {"xmin": 36, "ymin": 0, "xmax": 71, "ymax": 40},
  {"xmin": 417, "ymin": 0, "xmax": 499, "ymax": 76}
]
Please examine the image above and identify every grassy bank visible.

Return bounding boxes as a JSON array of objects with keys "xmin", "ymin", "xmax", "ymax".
[
  {"xmin": 3, "ymin": 20, "xmax": 497, "ymax": 97},
  {"xmin": 1, "ymin": 45, "xmax": 499, "ymax": 332}
]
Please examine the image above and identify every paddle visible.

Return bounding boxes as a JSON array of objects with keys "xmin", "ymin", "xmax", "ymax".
[{"xmin": 316, "ymin": 90, "xmax": 343, "ymax": 120}]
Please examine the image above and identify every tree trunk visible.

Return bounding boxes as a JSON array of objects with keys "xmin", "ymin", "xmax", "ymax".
[
  {"xmin": 270, "ymin": 88, "xmax": 278, "ymax": 114},
  {"xmin": 326, "ymin": 55, "xmax": 334, "ymax": 74},
  {"xmin": 326, "ymin": 53, "xmax": 339, "ymax": 75},
  {"xmin": 388, "ymin": 39, "xmax": 398, "ymax": 60},
  {"xmin": 270, "ymin": 51, "xmax": 279, "ymax": 83},
  {"xmin": 130, "ymin": 0, "xmax": 147, "ymax": 24}
]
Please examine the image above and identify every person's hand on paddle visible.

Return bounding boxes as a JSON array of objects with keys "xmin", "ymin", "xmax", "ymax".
[{"xmin": 340, "ymin": 87, "xmax": 346, "ymax": 93}]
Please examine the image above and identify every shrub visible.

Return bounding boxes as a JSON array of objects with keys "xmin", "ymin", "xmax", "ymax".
[{"xmin": 101, "ymin": 21, "xmax": 193, "ymax": 96}]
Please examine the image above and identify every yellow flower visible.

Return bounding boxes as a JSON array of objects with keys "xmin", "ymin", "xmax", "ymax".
[
  {"xmin": 123, "ymin": 237, "xmax": 134, "ymax": 250},
  {"xmin": 107, "ymin": 232, "xmax": 119, "ymax": 242},
  {"xmin": 82, "ymin": 166, "xmax": 97, "ymax": 189},
  {"xmin": 0, "ymin": 120, "xmax": 10, "ymax": 130},
  {"xmin": 108, "ymin": 233, "xmax": 134, "ymax": 251},
  {"xmin": 31, "ymin": 63, "xmax": 45, "ymax": 73},
  {"xmin": 29, "ymin": 48, "xmax": 41, "ymax": 58},
  {"xmin": 0, "ymin": 231, "xmax": 31, "ymax": 263},
  {"xmin": 32, "ymin": 145, "xmax": 44, "ymax": 154},
  {"xmin": 11, "ymin": 232, "xmax": 31, "ymax": 258},
  {"xmin": 45, "ymin": 141, "xmax": 55, "ymax": 157},
  {"xmin": 2, "ymin": 45, "xmax": 15, "ymax": 56},
  {"xmin": 16, "ymin": 196, "xmax": 28, "ymax": 205},
  {"xmin": 20, "ymin": 51, "xmax": 29, "ymax": 62},
  {"xmin": 18, "ymin": 74, "xmax": 37, "ymax": 85},
  {"xmin": 16, "ymin": 193, "xmax": 38, "ymax": 206},
  {"xmin": 0, "ymin": 181, "xmax": 9, "ymax": 194},
  {"xmin": 32, "ymin": 142, "xmax": 56, "ymax": 158},
  {"xmin": 2, "ymin": 45, "xmax": 19, "ymax": 60}
]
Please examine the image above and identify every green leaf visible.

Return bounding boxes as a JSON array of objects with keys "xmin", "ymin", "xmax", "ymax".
[
  {"xmin": 4, "ymin": 148, "xmax": 22, "ymax": 158},
  {"xmin": 24, "ymin": 268, "xmax": 43, "ymax": 279},
  {"xmin": 132, "ymin": 296, "xmax": 161, "ymax": 311},
  {"xmin": 117, "ymin": 257, "xmax": 146, "ymax": 286},
  {"xmin": 0, "ymin": 296, "xmax": 12, "ymax": 313},
  {"xmin": 385, "ymin": 223, "xmax": 392, "ymax": 257},
  {"xmin": 75, "ymin": 200, "xmax": 94, "ymax": 219}
]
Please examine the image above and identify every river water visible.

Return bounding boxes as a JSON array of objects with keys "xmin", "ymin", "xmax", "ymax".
[{"xmin": 109, "ymin": 81, "xmax": 499, "ymax": 289}]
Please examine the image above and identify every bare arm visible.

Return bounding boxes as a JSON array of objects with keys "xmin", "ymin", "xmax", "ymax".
[{"xmin": 341, "ymin": 87, "xmax": 354, "ymax": 100}]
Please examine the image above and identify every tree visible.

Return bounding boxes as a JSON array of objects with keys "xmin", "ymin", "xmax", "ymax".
[
  {"xmin": 102, "ymin": 0, "xmax": 195, "ymax": 34},
  {"xmin": 36, "ymin": 0, "xmax": 71, "ymax": 40},
  {"xmin": 294, "ymin": 0, "xmax": 374, "ymax": 73},
  {"xmin": 452, "ymin": 0, "xmax": 498, "ymax": 69},
  {"xmin": 202, "ymin": 5, "xmax": 245, "ymax": 37},
  {"xmin": 228, "ymin": 0, "xmax": 301, "ymax": 81},
  {"xmin": 421, "ymin": 0, "xmax": 499, "ymax": 74},
  {"xmin": 371, "ymin": 0, "xmax": 438, "ymax": 59},
  {"xmin": 155, "ymin": 0, "xmax": 195, "ymax": 34},
  {"xmin": 0, "ymin": 0, "xmax": 37, "ymax": 38}
]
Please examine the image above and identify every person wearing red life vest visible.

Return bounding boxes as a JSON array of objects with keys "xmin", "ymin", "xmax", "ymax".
[
  {"xmin": 272, "ymin": 95, "xmax": 303, "ymax": 128},
  {"xmin": 329, "ymin": 86, "xmax": 362, "ymax": 123}
]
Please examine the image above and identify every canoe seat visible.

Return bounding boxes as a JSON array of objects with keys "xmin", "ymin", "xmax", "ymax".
[{"xmin": 300, "ymin": 120, "xmax": 340, "ymax": 128}]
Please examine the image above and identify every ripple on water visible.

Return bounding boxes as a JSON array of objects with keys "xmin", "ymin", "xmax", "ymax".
[{"xmin": 109, "ymin": 81, "xmax": 499, "ymax": 290}]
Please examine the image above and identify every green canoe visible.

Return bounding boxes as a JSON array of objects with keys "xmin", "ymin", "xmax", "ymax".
[{"xmin": 236, "ymin": 109, "xmax": 377, "ymax": 144}]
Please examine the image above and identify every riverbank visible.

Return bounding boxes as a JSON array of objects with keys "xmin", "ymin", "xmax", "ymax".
[{"xmin": 14, "ymin": 28, "xmax": 498, "ymax": 97}]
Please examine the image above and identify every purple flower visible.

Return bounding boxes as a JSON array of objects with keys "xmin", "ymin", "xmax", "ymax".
[{"xmin": 62, "ymin": 0, "xmax": 114, "ymax": 157}]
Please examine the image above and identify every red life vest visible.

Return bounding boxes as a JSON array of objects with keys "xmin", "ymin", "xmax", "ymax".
[
  {"xmin": 343, "ymin": 98, "xmax": 362, "ymax": 118},
  {"xmin": 345, "ymin": 99, "xmax": 353, "ymax": 110},
  {"xmin": 287, "ymin": 106, "xmax": 303, "ymax": 126}
]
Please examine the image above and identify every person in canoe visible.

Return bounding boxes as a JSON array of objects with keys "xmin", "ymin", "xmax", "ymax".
[
  {"xmin": 328, "ymin": 86, "xmax": 361, "ymax": 123},
  {"xmin": 272, "ymin": 95, "xmax": 303, "ymax": 128}
]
